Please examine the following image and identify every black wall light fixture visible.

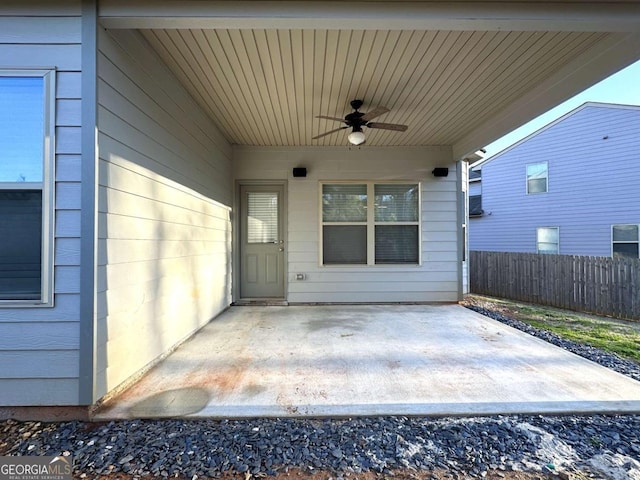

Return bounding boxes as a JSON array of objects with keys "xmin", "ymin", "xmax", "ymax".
[
  {"xmin": 432, "ymin": 167, "xmax": 449, "ymax": 177},
  {"xmin": 293, "ymin": 167, "xmax": 307, "ymax": 177}
]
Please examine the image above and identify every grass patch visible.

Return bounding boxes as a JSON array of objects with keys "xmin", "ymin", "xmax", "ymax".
[{"xmin": 465, "ymin": 295, "xmax": 640, "ymax": 364}]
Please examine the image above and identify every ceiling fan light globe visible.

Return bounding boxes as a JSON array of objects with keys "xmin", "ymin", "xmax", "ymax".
[{"xmin": 348, "ymin": 130, "xmax": 366, "ymax": 145}]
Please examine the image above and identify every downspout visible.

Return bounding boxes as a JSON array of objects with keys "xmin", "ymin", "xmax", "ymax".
[
  {"xmin": 78, "ymin": 0, "xmax": 99, "ymax": 405},
  {"xmin": 456, "ymin": 160, "xmax": 466, "ymax": 301}
]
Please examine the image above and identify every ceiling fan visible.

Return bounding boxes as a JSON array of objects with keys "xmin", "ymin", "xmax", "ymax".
[{"xmin": 313, "ymin": 99, "xmax": 408, "ymax": 145}]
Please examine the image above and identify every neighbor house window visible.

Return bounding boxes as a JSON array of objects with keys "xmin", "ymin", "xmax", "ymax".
[
  {"xmin": 527, "ymin": 162, "xmax": 548, "ymax": 194},
  {"xmin": 321, "ymin": 182, "xmax": 420, "ymax": 265},
  {"xmin": 0, "ymin": 71, "xmax": 55, "ymax": 305},
  {"xmin": 537, "ymin": 227, "xmax": 559, "ymax": 254},
  {"xmin": 612, "ymin": 224, "xmax": 639, "ymax": 259}
]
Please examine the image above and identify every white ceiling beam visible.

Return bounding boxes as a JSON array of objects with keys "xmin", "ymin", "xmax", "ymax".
[
  {"xmin": 100, "ymin": 1, "xmax": 640, "ymax": 32},
  {"xmin": 453, "ymin": 32, "xmax": 640, "ymax": 159}
]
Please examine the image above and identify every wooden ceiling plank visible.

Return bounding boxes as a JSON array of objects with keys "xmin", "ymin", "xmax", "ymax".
[
  {"xmin": 409, "ymin": 31, "xmax": 504, "ymax": 144},
  {"xmin": 175, "ymin": 29, "xmax": 254, "ymax": 143},
  {"xmin": 370, "ymin": 30, "xmax": 428, "ymax": 145},
  {"xmin": 443, "ymin": 32, "xmax": 586, "ymax": 143},
  {"xmin": 236, "ymin": 29, "xmax": 286, "ymax": 145},
  {"xmin": 443, "ymin": 32, "xmax": 605, "ymax": 144},
  {"xmin": 264, "ymin": 29, "xmax": 295, "ymax": 145},
  {"xmin": 316, "ymin": 29, "xmax": 342, "ymax": 145},
  {"xmin": 341, "ymin": 30, "xmax": 375, "ymax": 115},
  {"xmin": 231, "ymin": 29, "xmax": 283, "ymax": 145},
  {"xmin": 397, "ymin": 31, "xmax": 467, "ymax": 144},
  {"xmin": 387, "ymin": 30, "xmax": 460, "ymax": 143},
  {"xmin": 146, "ymin": 29, "xmax": 243, "ymax": 144},
  {"xmin": 217, "ymin": 29, "xmax": 274, "ymax": 145},
  {"xmin": 249, "ymin": 29, "xmax": 290, "ymax": 145},
  {"xmin": 324, "ymin": 30, "xmax": 356, "ymax": 146},
  {"xmin": 302, "ymin": 29, "xmax": 316, "ymax": 146},
  {"xmin": 428, "ymin": 31, "xmax": 533, "ymax": 143},
  {"xmin": 289, "ymin": 29, "xmax": 307, "ymax": 145},
  {"xmin": 196, "ymin": 29, "xmax": 266, "ymax": 145}
]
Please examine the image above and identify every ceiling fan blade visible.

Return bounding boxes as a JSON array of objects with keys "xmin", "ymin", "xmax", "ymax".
[
  {"xmin": 360, "ymin": 106, "xmax": 390, "ymax": 122},
  {"xmin": 312, "ymin": 126, "xmax": 348, "ymax": 140},
  {"xmin": 316, "ymin": 115, "xmax": 346, "ymax": 122},
  {"xmin": 367, "ymin": 122, "xmax": 408, "ymax": 132}
]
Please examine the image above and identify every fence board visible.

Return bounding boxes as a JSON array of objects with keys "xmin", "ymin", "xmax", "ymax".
[{"xmin": 470, "ymin": 251, "xmax": 640, "ymax": 320}]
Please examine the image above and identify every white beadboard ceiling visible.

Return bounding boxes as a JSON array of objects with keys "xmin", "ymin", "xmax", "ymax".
[{"xmin": 140, "ymin": 28, "xmax": 609, "ymax": 148}]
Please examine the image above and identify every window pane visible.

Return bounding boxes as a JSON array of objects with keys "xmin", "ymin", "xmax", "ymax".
[
  {"xmin": 527, "ymin": 163, "xmax": 547, "ymax": 193},
  {"xmin": 322, "ymin": 184, "xmax": 367, "ymax": 222},
  {"xmin": 538, "ymin": 243, "xmax": 559, "ymax": 255},
  {"xmin": 0, "ymin": 191, "xmax": 42, "ymax": 300},
  {"xmin": 613, "ymin": 243, "xmax": 639, "ymax": 259},
  {"xmin": 374, "ymin": 184, "xmax": 418, "ymax": 222},
  {"xmin": 537, "ymin": 227, "xmax": 558, "ymax": 244},
  {"xmin": 527, "ymin": 178, "xmax": 547, "ymax": 193},
  {"xmin": 537, "ymin": 227, "xmax": 558, "ymax": 254},
  {"xmin": 0, "ymin": 77, "xmax": 44, "ymax": 182},
  {"xmin": 613, "ymin": 224, "xmax": 638, "ymax": 242},
  {"xmin": 247, "ymin": 192, "xmax": 278, "ymax": 243},
  {"xmin": 375, "ymin": 225, "xmax": 419, "ymax": 264},
  {"xmin": 527, "ymin": 162, "xmax": 547, "ymax": 179},
  {"xmin": 323, "ymin": 225, "xmax": 367, "ymax": 264}
]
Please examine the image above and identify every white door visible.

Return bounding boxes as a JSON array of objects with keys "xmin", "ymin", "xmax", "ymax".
[{"xmin": 239, "ymin": 184, "xmax": 285, "ymax": 298}]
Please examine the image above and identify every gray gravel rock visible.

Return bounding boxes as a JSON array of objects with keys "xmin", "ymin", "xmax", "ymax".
[{"xmin": 2, "ymin": 414, "xmax": 639, "ymax": 479}]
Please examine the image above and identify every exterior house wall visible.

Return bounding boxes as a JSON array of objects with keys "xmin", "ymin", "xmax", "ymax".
[
  {"xmin": 0, "ymin": 4, "xmax": 83, "ymax": 405},
  {"xmin": 234, "ymin": 146, "xmax": 460, "ymax": 303},
  {"xmin": 469, "ymin": 104, "xmax": 640, "ymax": 256},
  {"xmin": 96, "ymin": 29, "xmax": 233, "ymax": 397}
]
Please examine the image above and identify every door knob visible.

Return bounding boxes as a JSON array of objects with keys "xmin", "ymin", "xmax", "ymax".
[{"xmin": 278, "ymin": 247, "xmax": 284, "ymax": 252}]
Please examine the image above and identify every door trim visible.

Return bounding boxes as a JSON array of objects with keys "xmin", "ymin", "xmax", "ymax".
[{"xmin": 233, "ymin": 180, "xmax": 288, "ymax": 303}]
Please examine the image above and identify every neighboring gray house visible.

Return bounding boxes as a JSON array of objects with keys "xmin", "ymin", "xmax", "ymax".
[
  {"xmin": 469, "ymin": 103, "xmax": 640, "ymax": 258},
  {"xmin": 1, "ymin": 1, "xmax": 640, "ymax": 411}
]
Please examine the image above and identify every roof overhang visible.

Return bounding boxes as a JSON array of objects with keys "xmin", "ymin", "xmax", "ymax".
[{"xmin": 99, "ymin": 1, "xmax": 640, "ymax": 157}]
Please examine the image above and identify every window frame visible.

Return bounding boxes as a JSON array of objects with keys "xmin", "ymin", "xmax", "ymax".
[
  {"xmin": 526, "ymin": 161, "xmax": 548, "ymax": 195},
  {"xmin": 0, "ymin": 69, "xmax": 56, "ymax": 307},
  {"xmin": 536, "ymin": 226, "xmax": 559, "ymax": 254},
  {"xmin": 611, "ymin": 224, "xmax": 640, "ymax": 259},
  {"xmin": 319, "ymin": 181, "xmax": 421, "ymax": 266}
]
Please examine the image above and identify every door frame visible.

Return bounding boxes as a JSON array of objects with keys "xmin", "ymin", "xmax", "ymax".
[{"xmin": 233, "ymin": 179, "xmax": 288, "ymax": 303}]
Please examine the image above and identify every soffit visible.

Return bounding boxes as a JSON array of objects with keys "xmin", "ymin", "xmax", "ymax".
[{"xmin": 140, "ymin": 28, "xmax": 609, "ymax": 147}]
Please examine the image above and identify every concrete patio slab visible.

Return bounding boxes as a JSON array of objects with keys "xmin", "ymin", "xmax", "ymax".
[{"xmin": 94, "ymin": 305, "xmax": 640, "ymax": 419}]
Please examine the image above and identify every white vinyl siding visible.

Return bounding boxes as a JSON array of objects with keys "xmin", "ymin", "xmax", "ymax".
[
  {"xmin": 97, "ymin": 29, "xmax": 233, "ymax": 397},
  {"xmin": 234, "ymin": 146, "xmax": 458, "ymax": 303},
  {"xmin": 0, "ymin": 5, "xmax": 82, "ymax": 406}
]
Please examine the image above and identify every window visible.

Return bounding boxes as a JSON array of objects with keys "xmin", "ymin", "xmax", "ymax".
[
  {"xmin": 537, "ymin": 227, "xmax": 559, "ymax": 254},
  {"xmin": 321, "ymin": 182, "xmax": 419, "ymax": 265},
  {"xmin": 527, "ymin": 162, "xmax": 548, "ymax": 194},
  {"xmin": 469, "ymin": 194, "xmax": 483, "ymax": 217},
  {"xmin": 612, "ymin": 225, "xmax": 639, "ymax": 259},
  {"xmin": 0, "ymin": 71, "xmax": 55, "ymax": 305}
]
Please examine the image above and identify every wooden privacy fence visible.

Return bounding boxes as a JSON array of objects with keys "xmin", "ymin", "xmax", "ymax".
[{"xmin": 470, "ymin": 251, "xmax": 640, "ymax": 320}]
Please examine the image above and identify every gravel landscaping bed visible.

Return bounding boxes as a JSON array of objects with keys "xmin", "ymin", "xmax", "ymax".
[
  {"xmin": 1, "ymin": 303, "xmax": 639, "ymax": 479},
  {"xmin": 2, "ymin": 414, "xmax": 640, "ymax": 479}
]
